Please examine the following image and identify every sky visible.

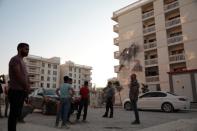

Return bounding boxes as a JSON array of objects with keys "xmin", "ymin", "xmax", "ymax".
[{"xmin": 0, "ymin": 0, "xmax": 137, "ymax": 87}]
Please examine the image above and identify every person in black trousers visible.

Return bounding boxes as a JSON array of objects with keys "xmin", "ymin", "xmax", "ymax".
[
  {"xmin": 102, "ymin": 81, "xmax": 115, "ymax": 118},
  {"xmin": 8, "ymin": 43, "xmax": 30, "ymax": 131},
  {"xmin": 129, "ymin": 74, "xmax": 140, "ymax": 124}
]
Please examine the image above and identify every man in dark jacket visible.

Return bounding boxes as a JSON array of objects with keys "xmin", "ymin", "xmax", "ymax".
[
  {"xmin": 102, "ymin": 81, "xmax": 115, "ymax": 118},
  {"xmin": 129, "ymin": 74, "xmax": 140, "ymax": 124}
]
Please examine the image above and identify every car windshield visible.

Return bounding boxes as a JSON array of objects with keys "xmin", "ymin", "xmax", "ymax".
[
  {"xmin": 44, "ymin": 89, "xmax": 56, "ymax": 96},
  {"xmin": 167, "ymin": 92, "xmax": 178, "ymax": 96}
]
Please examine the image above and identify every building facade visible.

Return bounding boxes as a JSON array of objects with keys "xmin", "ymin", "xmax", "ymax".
[
  {"xmin": 24, "ymin": 55, "xmax": 60, "ymax": 89},
  {"xmin": 112, "ymin": 0, "xmax": 197, "ymax": 101},
  {"xmin": 60, "ymin": 61, "xmax": 92, "ymax": 96}
]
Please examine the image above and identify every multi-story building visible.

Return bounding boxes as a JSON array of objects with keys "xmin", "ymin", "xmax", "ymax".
[
  {"xmin": 24, "ymin": 55, "xmax": 60, "ymax": 89},
  {"xmin": 112, "ymin": 0, "xmax": 197, "ymax": 101},
  {"xmin": 60, "ymin": 61, "xmax": 92, "ymax": 96}
]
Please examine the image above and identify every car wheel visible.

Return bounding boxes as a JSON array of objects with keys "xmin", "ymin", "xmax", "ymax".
[
  {"xmin": 124, "ymin": 102, "xmax": 132, "ymax": 110},
  {"xmin": 42, "ymin": 104, "xmax": 47, "ymax": 115},
  {"xmin": 162, "ymin": 102, "xmax": 174, "ymax": 113}
]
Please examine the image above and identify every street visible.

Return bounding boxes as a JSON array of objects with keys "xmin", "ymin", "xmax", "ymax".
[{"xmin": 1, "ymin": 107, "xmax": 197, "ymax": 131}]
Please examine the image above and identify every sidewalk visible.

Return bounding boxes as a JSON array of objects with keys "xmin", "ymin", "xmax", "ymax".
[{"xmin": 138, "ymin": 118, "xmax": 197, "ymax": 131}]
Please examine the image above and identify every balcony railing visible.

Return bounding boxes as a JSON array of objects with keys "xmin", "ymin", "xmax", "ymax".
[
  {"xmin": 166, "ymin": 17, "xmax": 181, "ymax": 28},
  {"xmin": 26, "ymin": 62, "xmax": 39, "ymax": 67},
  {"xmin": 143, "ymin": 25, "xmax": 155, "ymax": 35},
  {"xmin": 146, "ymin": 75, "xmax": 159, "ymax": 82},
  {"xmin": 114, "ymin": 37, "xmax": 119, "ymax": 46},
  {"xmin": 145, "ymin": 58, "xmax": 158, "ymax": 66},
  {"xmin": 29, "ymin": 77, "xmax": 40, "ymax": 82},
  {"xmin": 169, "ymin": 53, "xmax": 185, "ymax": 62},
  {"xmin": 164, "ymin": 1, "xmax": 179, "ymax": 12},
  {"xmin": 27, "ymin": 69, "xmax": 40, "ymax": 74},
  {"xmin": 113, "ymin": 24, "xmax": 119, "ymax": 33},
  {"xmin": 114, "ymin": 51, "xmax": 120, "ymax": 59},
  {"xmin": 167, "ymin": 35, "xmax": 183, "ymax": 44},
  {"xmin": 144, "ymin": 41, "xmax": 157, "ymax": 50},
  {"xmin": 142, "ymin": 10, "xmax": 154, "ymax": 20},
  {"xmin": 114, "ymin": 65, "xmax": 120, "ymax": 73}
]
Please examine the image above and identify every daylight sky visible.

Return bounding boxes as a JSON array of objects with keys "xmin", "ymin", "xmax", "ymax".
[{"xmin": 0, "ymin": 0, "xmax": 137, "ymax": 87}]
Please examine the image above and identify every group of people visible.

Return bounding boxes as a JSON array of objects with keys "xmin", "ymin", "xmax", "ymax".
[
  {"xmin": 2, "ymin": 42, "xmax": 141, "ymax": 131},
  {"xmin": 55, "ymin": 76, "xmax": 90, "ymax": 129}
]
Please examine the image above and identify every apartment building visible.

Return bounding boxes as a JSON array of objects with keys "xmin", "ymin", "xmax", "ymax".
[
  {"xmin": 112, "ymin": 0, "xmax": 197, "ymax": 101},
  {"xmin": 24, "ymin": 55, "xmax": 60, "ymax": 89},
  {"xmin": 60, "ymin": 61, "xmax": 92, "ymax": 96}
]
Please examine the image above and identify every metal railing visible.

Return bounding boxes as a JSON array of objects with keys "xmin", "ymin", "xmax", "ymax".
[
  {"xmin": 166, "ymin": 17, "xmax": 181, "ymax": 28},
  {"xmin": 114, "ymin": 51, "xmax": 120, "ymax": 59},
  {"xmin": 143, "ymin": 25, "xmax": 155, "ymax": 35},
  {"xmin": 114, "ymin": 65, "xmax": 120, "ymax": 73},
  {"xmin": 114, "ymin": 37, "xmax": 119, "ymax": 46},
  {"xmin": 167, "ymin": 35, "xmax": 183, "ymax": 44},
  {"xmin": 169, "ymin": 53, "xmax": 185, "ymax": 62},
  {"xmin": 146, "ymin": 75, "xmax": 159, "ymax": 82},
  {"xmin": 113, "ymin": 24, "xmax": 119, "ymax": 32},
  {"xmin": 142, "ymin": 10, "xmax": 154, "ymax": 20},
  {"xmin": 144, "ymin": 41, "xmax": 157, "ymax": 50},
  {"xmin": 164, "ymin": 1, "xmax": 179, "ymax": 12},
  {"xmin": 145, "ymin": 58, "xmax": 158, "ymax": 66}
]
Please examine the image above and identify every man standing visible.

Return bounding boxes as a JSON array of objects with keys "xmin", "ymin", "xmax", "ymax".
[
  {"xmin": 102, "ymin": 81, "xmax": 115, "ymax": 118},
  {"xmin": 55, "ymin": 76, "xmax": 72, "ymax": 129},
  {"xmin": 0, "ymin": 74, "xmax": 6, "ymax": 118},
  {"xmin": 8, "ymin": 43, "xmax": 30, "ymax": 131},
  {"xmin": 76, "ymin": 81, "xmax": 90, "ymax": 122},
  {"xmin": 129, "ymin": 74, "xmax": 140, "ymax": 124}
]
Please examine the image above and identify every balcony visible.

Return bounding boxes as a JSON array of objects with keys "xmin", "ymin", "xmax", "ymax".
[
  {"xmin": 114, "ymin": 37, "xmax": 119, "ymax": 46},
  {"xmin": 113, "ymin": 24, "xmax": 119, "ymax": 33},
  {"xmin": 145, "ymin": 58, "xmax": 158, "ymax": 66},
  {"xmin": 114, "ymin": 65, "xmax": 120, "ymax": 73},
  {"xmin": 142, "ymin": 10, "xmax": 154, "ymax": 20},
  {"xmin": 27, "ymin": 69, "xmax": 40, "ymax": 74},
  {"xmin": 169, "ymin": 53, "xmax": 185, "ymax": 63},
  {"xmin": 164, "ymin": 1, "xmax": 179, "ymax": 12},
  {"xmin": 167, "ymin": 35, "xmax": 183, "ymax": 45},
  {"xmin": 114, "ymin": 51, "xmax": 120, "ymax": 59},
  {"xmin": 166, "ymin": 17, "xmax": 181, "ymax": 29},
  {"xmin": 146, "ymin": 75, "xmax": 159, "ymax": 83},
  {"xmin": 26, "ymin": 62, "xmax": 40, "ymax": 67},
  {"xmin": 144, "ymin": 41, "xmax": 157, "ymax": 50},
  {"xmin": 29, "ymin": 77, "xmax": 40, "ymax": 82},
  {"xmin": 143, "ymin": 25, "xmax": 155, "ymax": 35}
]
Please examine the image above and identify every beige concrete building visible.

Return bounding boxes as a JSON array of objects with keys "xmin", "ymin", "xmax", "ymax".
[
  {"xmin": 24, "ymin": 55, "xmax": 60, "ymax": 89},
  {"xmin": 60, "ymin": 61, "xmax": 92, "ymax": 96},
  {"xmin": 112, "ymin": 0, "xmax": 197, "ymax": 101}
]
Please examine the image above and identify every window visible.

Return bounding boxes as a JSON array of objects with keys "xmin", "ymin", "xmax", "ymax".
[
  {"xmin": 78, "ymin": 80, "xmax": 80, "ymax": 84},
  {"xmin": 47, "ymin": 83, "xmax": 50, "ymax": 88},
  {"xmin": 41, "ymin": 76, "xmax": 44, "ymax": 81},
  {"xmin": 53, "ymin": 77, "xmax": 56, "ymax": 82},
  {"xmin": 48, "ymin": 70, "xmax": 51, "ymax": 75},
  {"xmin": 47, "ymin": 77, "xmax": 50, "ymax": 81},
  {"xmin": 74, "ymin": 74, "xmax": 76, "ymax": 78},
  {"xmin": 48, "ymin": 64, "xmax": 51, "ymax": 68},
  {"xmin": 53, "ymin": 84, "xmax": 56, "ymax": 88},
  {"xmin": 41, "ymin": 69, "xmax": 44, "ymax": 74},
  {"xmin": 53, "ymin": 65, "xmax": 57, "ymax": 69},
  {"xmin": 69, "ymin": 73, "xmax": 72, "ymax": 77},
  {"xmin": 40, "ymin": 83, "xmax": 43, "ymax": 87},
  {"xmin": 74, "ymin": 80, "xmax": 76, "ymax": 83},
  {"xmin": 79, "ymin": 69, "xmax": 81, "ymax": 73},
  {"xmin": 74, "ymin": 68, "xmax": 76, "ymax": 72},
  {"xmin": 53, "ymin": 71, "xmax": 57, "ymax": 75},
  {"xmin": 42, "ymin": 63, "xmax": 45, "ymax": 67},
  {"xmin": 69, "ymin": 67, "xmax": 72, "ymax": 71}
]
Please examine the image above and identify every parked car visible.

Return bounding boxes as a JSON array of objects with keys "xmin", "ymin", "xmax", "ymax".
[
  {"xmin": 29, "ymin": 88, "xmax": 58, "ymax": 115},
  {"xmin": 123, "ymin": 91, "xmax": 190, "ymax": 112}
]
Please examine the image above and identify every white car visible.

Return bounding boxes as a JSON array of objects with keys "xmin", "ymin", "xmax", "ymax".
[{"xmin": 123, "ymin": 91, "xmax": 190, "ymax": 112}]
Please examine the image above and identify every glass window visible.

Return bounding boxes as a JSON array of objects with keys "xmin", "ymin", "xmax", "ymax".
[
  {"xmin": 42, "ymin": 63, "xmax": 45, "ymax": 67},
  {"xmin": 69, "ymin": 67, "xmax": 72, "ymax": 71},
  {"xmin": 53, "ymin": 71, "xmax": 57, "ymax": 75},
  {"xmin": 47, "ymin": 77, "xmax": 50, "ymax": 81},
  {"xmin": 41, "ymin": 76, "xmax": 44, "ymax": 81},
  {"xmin": 48, "ymin": 64, "xmax": 51, "ymax": 68},
  {"xmin": 53, "ymin": 65, "xmax": 57, "ymax": 69},
  {"xmin": 47, "ymin": 83, "xmax": 50, "ymax": 88},
  {"xmin": 69, "ymin": 73, "xmax": 72, "ymax": 77},
  {"xmin": 48, "ymin": 70, "xmax": 51, "ymax": 75},
  {"xmin": 40, "ymin": 83, "xmax": 43, "ymax": 87},
  {"xmin": 41, "ymin": 69, "xmax": 44, "ymax": 74},
  {"xmin": 53, "ymin": 77, "xmax": 56, "ymax": 82},
  {"xmin": 53, "ymin": 84, "xmax": 56, "ymax": 88}
]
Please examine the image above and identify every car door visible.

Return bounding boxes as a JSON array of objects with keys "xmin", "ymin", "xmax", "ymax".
[
  {"xmin": 31, "ymin": 88, "xmax": 45, "ymax": 109},
  {"xmin": 138, "ymin": 92, "xmax": 153, "ymax": 109}
]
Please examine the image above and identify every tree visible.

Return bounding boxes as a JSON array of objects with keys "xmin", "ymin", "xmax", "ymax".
[{"xmin": 113, "ymin": 81, "xmax": 123, "ymax": 106}]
